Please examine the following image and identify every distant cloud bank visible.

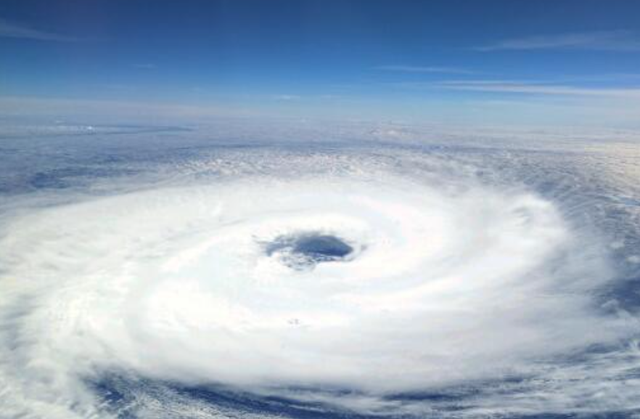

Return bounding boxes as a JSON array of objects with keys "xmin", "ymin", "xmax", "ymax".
[{"xmin": 437, "ymin": 79, "xmax": 640, "ymax": 98}]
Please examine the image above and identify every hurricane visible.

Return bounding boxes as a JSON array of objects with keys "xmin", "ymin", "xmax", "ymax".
[{"xmin": 0, "ymin": 121, "xmax": 639, "ymax": 418}]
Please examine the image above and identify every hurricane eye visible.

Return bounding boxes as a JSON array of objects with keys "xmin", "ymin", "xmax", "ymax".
[{"xmin": 265, "ymin": 233, "xmax": 354, "ymax": 269}]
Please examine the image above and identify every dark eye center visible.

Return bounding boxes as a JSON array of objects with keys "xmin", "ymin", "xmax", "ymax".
[{"xmin": 265, "ymin": 233, "xmax": 354, "ymax": 269}]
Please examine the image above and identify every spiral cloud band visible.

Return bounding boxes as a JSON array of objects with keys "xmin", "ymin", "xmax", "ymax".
[{"xmin": 0, "ymin": 128, "xmax": 639, "ymax": 418}]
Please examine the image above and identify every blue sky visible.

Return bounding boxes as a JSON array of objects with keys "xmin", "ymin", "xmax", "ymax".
[{"xmin": 2, "ymin": 0, "xmax": 640, "ymax": 127}]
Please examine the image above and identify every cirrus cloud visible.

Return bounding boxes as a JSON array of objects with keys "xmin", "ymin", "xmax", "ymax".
[
  {"xmin": 0, "ymin": 18, "xmax": 78, "ymax": 42},
  {"xmin": 477, "ymin": 30, "xmax": 640, "ymax": 52}
]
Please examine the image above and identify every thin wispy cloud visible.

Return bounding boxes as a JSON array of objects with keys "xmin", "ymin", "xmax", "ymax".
[
  {"xmin": 477, "ymin": 30, "xmax": 640, "ymax": 51},
  {"xmin": 436, "ymin": 80, "xmax": 640, "ymax": 98},
  {"xmin": 0, "ymin": 19, "xmax": 78, "ymax": 42},
  {"xmin": 273, "ymin": 94, "xmax": 301, "ymax": 101},
  {"xmin": 376, "ymin": 65, "xmax": 474, "ymax": 74}
]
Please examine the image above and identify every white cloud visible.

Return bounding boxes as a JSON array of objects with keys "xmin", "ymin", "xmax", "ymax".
[
  {"xmin": 0, "ymin": 19, "xmax": 78, "ymax": 42},
  {"xmin": 477, "ymin": 30, "xmax": 640, "ymax": 51},
  {"xmin": 437, "ymin": 80, "xmax": 640, "ymax": 98}
]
